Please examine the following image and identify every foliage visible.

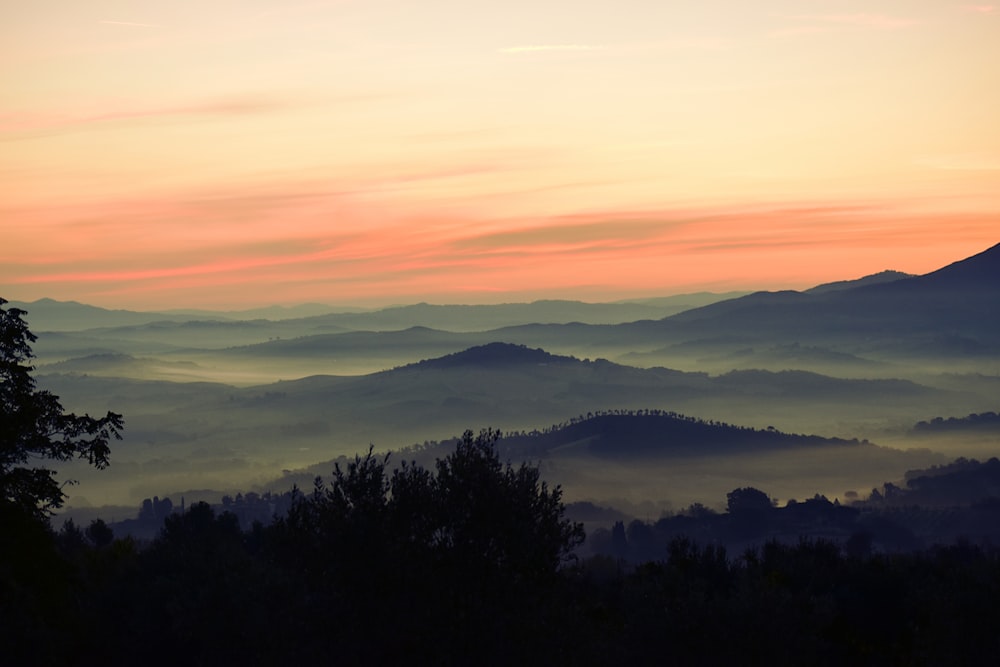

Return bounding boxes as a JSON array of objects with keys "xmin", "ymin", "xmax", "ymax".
[
  {"xmin": 274, "ymin": 429, "xmax": 583, "ymax": 580},
  {"xmin": 263, "ymin": 429, "xmax": 584, "ymax": 662},
  {"xmin": 726, "ymin": 486, "xmax": 774, "ymax": 514},
  {"xmin": 0, "ymin": 298, "xmax": 123, "ymax": 517},
  {"xmin": 7, "ymin": 448, "xmax": 1000, "ymax": 664}
]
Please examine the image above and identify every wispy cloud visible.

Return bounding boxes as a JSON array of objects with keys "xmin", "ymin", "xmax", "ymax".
[
  {"xmin": 499, "ymin": 44, "xmax": 607, "ymax": 54},
  {"xmin": 803, "ymin": 14, "xmax": 919, "ymax": 29},
  {"xmin": 0, "ymin": 95, "xmax": 285, "ymax": 139},
  {"xmin": 964, "ymin": 5, "xmax": 996, "ymax": 14},
  {"xmin": 7, "ymin": 190, "xmax": 1000, "ymax": 308},
  {"xmin": 99, "ymin": 20, "xmax": 158, "ymax": 28},
  {"xmin": 915, "ymin": 153, "xmax": 1000, "ymax": 171},
  {"xmin": 771, "ymin": 13, "xmax": 919, "ymax": 37}
]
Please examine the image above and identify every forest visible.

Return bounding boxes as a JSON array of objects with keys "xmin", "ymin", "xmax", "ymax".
[{"xmin": 5, "ymin": 437, "xmax": 1000, "ymax": 666}]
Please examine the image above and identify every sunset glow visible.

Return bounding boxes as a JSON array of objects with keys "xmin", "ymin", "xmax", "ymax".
[{"xmin": 3, "ymin": 1, "xmax": 998, "ymax": 309}]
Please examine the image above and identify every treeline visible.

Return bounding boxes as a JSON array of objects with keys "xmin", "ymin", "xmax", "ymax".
[
  {"xmin": 107, "ymin": 490, "xmax": 299, "ymax": 540},
  {"xmin": 2, "ymin": 430, "xmax": 584, "ymax": 665},
  {"xmin": 4, "ymin": 439, "xmax": 1000, "ymax": 665},
  {"xmin": 914, "ymin": 410, "xmax": 1000, "ymax": 433},
  {"xmin": 588, "ymin": 459, "xmax": 1000, "ymax": 562},
  {"xmin": 503, "ymin": 408, "xmax": 774, "ymax": 438},
  {"xmin": 873, "ymin": 456, "xmax": 1000, "ymax": 508},
  {"xmin": 392, "ymin": 410, "xmax": 863, "ymax": 465}
]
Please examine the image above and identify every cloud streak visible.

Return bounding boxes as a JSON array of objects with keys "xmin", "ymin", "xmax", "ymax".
[
  {"xmin": 7, "ymin": 195, "xmax": 998, "ymax": 308},
  {"xmin": 0, "ymin": 95, "xmax": 286, "ymax": 138},
  {"xmin": 99, "ymin": 20, "xmax": 158, "ymax": 28},
  {"xmin": 499, "ymin": 44, "xmax": 607, "ymax": 54},
  {"xmin": 771, "ymin": 13, "xmax": 920, "ymax": 37}
]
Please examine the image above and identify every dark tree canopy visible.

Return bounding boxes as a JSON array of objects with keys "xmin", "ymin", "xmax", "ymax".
[
  {"xmin": 276, "ymin": 429, "xmax": 585, "ymax": 582},
  {"xmin": 726, "ymin": 486, "xmax": 774, "ymax": 514},
  {"xmin": 0, "ymin": 298, "xmax": 123, "ymax": 518}
]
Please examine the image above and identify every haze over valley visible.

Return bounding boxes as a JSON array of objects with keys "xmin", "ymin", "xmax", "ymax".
[{"xmin": 8, "ymin": 242, "xmax": 997, "ymax": 521}]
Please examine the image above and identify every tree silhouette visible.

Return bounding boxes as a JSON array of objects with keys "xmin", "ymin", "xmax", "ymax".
[
  {"xmin": 726, "ymin": 486, "xmax": 773, "ymax": 514},
  {"xmin": 0, "ymin": 298, "xmax": 123, "ymax": 518},
  {"xmin": 434, "ymin": 429, "xmax": 585, "ymax": 581},
  {"xmin": 85, "ymin": 518, "xmax": 114, "ymax": 548}
]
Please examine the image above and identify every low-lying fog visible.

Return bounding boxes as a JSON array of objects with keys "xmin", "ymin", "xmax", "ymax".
[{"xmin": 10, "ymin": 288, "xmax": 995, "ymax": 524}]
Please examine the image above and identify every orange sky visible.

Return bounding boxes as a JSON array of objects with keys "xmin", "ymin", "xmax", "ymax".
[{"xmin": 2, "ymin": 1, "xmax": 998, "ymax": 309}]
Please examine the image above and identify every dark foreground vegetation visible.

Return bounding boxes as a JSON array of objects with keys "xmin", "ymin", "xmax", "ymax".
[{"xmin": 5, "ymin": 438, "xmax": 1000, "ymax": 666}]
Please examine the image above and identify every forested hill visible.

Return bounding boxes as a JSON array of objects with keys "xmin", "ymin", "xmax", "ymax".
[
  {"xmin": 497, "ymin": 411, "xmax": 864, "ymax": 460},
  {"xmin": 913, "ymin": 410, "xmax": 1000, "ymax": 434}
]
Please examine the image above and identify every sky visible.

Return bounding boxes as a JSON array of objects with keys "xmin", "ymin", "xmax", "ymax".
[{"xmin": 2, "ymin": 0, "xmax": 999, "ymax": 309}]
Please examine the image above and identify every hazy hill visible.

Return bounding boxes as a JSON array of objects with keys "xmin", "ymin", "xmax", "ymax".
[
  {"xmin": 160, "ymin": 303, "xmax": 357, "ymax": 319},
  {"xmin": 15, "ymin": 244, "xmax": 998, "ymax": 375},
  {"xmin": 37, "ymin": 353, "xmax": 215, "ymax": 382},
  {"xmin": 614, "ymin": 242, "xmax": 1000, "ymax": 358},
  {"xmin": 177, "ymin": 342, "xmax": 956, "ymax": 454},
  {"xmin": 894, "ymin": 457, "xmax": 1000, "ymax": 507},
  {"xmin": 912, "ymin": 411, "xmax": 1000, "ymax": 435},
  {"xmin": 499, "ymin": 412, "xmax": 863, "ymax": 460},
  {"xmin": 16, "ymin": 294, "xmax": 745, "ymax": 377},
  {"xmin": 9, "ymin": 293, "xmax": 742, "ymax": 337},
  {"xmin": 23, "ymin": 242, "xmax": 999, "ymax": 383},
  {"xmin": 805, "ymin": 270, "xmax": 914, "ymax": 294},
  {"xmin": 411, "ymin": 341, "xmax": 579, "ymax": 369},
  {"xmin": 619, "ymin": 341, "xmax": 889, "ymax": 377},
  {"xmin": 289, "ymin": 299, "xmax": 697, "ymax": 332},
  {"xmin": 5, "ymin": 298, "xmax": 193, "ymax": 331},
  {"xmin": 81, "ymin": 318, "xmax": 332, "ymax": 349},
  {"xmin": 40, "ymin": 341, "xmax": 962, "ymax": 508}
]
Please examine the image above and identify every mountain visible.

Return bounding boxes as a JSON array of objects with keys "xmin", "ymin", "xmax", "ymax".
[
  {"xmin": 805, "ymin": 270, "xmax": 914, "ymax": 294},
  {"xmin": 640, "ymin": 242, "xmax": 1000, "ymax": 355},
  {"xmin": 914, "ymin": 241, "xmax": 1000, "ymax": 290},
  {"xmin": 160, "ymin": 303, "xmax": 355, "ymax": 319},
  {"xmin": 20, "ymin": 244, "xmax": 1000, "ymax": 385},
  {"xmin": 272, "ymin": 297, "xmax": 740, "ymax": 333},
  {"xmin": 5, "ymin": 298, "xmax": 191, "ymax": 331},
  {"xmin": 9, "ymin": 294, "xmax": 741, "ymax": 338}
]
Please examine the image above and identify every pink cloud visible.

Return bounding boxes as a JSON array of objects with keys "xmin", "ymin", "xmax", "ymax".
[
  {"xmin": 772, "ymin": 13, "xmax": 920, "ymax": 37},
  {"xmin": 5, "ymin": 184, "xmax": 999, "ymax": 309}
]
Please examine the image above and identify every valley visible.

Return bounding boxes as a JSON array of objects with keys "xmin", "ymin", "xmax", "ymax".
[{"xmin": 8, "ymin": 242, "xmax": 997, "ymax": 522}]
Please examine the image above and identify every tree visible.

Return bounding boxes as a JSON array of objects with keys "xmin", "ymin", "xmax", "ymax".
[
  {"xmin": 265, "ymin": 430, "xmax": 585, "ymax": 663},
  {"xmin": 0, "ymin": 298, "xmax": 123, "ymax": 518},
  {"xmin": 726, "ymin": 486, "xmax": 773, "ymax": 515},
  {"xmin": 434, "ymin": 429, "xmax": 584, "ymax": 580},
  {"xmin": 86, "ymin": 518, "xmax": 114, "ymax": 548}
]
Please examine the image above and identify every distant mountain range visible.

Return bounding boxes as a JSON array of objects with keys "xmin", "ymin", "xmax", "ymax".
[
  {"xmin": 7, "ymin": 292, "xmax": 749, "ymax": 333},
  {"xmin": 16, "ymin": 244, "xmax": 998, "ymax": 512},
  {"xmin": 661, "ymin": 242, "xmax": 1000, "ymax": 345},
  {"xmin": 12, "ymin": 242, "xmax": 1000, "ymax": 378}
]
